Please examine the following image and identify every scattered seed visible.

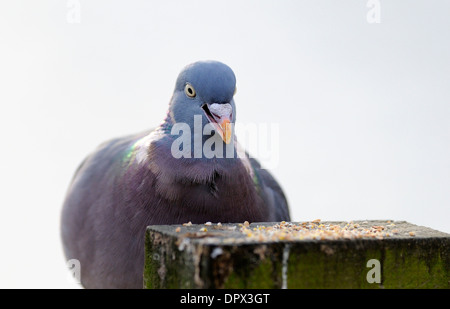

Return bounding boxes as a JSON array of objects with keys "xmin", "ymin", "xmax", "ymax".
[
  {"xmin": 183, "ymin": 221, "xmax": 192, "ymax": 226},
  {"xmin": 234, "ymin": 221, "xmax": 399, "ymax": 242},
  {"xmin": 175, "ymin": 227, "xmax": 181, "ymax": 233},
  {"xmin": 409, "ymin": 231, "xmax": 416, "ymax": 236}
]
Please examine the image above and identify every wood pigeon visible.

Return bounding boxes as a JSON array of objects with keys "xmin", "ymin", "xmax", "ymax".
[{"xmin": 61, "ymin": 60, "xmax": 290, "ymax": 288}]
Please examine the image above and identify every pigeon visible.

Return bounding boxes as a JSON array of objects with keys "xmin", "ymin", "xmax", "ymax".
[{"xmin": 61, "ymin": 60, "xmax": 290, "ymax": 289}]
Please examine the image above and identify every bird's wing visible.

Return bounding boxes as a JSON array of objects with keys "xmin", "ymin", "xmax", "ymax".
[
  {"xmin": 248, "ymin": 157, "xmax": 291, "ymax": 222},
  {"xmin": 67, "ymin": 129, "xmax": 153, "ymax": 185}
]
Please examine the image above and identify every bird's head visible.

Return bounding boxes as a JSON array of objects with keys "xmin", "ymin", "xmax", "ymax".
[{"xmin": 169, "ymin": 60, "xmax": 237, "ymax": 145}]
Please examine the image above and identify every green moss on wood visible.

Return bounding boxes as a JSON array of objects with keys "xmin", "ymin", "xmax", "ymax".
[{"xmin": 144, "ymin": 222, "xmax": 450, "ymax": 289}]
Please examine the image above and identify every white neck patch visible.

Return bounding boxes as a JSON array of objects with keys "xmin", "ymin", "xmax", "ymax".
[{"xmin": 134, "ymin": 130, "xmax": 164, "ymax": 164}]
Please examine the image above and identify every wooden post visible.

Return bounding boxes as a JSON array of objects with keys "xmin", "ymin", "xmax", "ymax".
[{"xmin": 144, "ymin": 220, "xmax": 449, "ymax": 289}]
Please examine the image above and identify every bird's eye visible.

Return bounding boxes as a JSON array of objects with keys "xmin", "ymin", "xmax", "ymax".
[{"xmin": 184, "ymin": 83, "xmax": 196, "ymax": 98}]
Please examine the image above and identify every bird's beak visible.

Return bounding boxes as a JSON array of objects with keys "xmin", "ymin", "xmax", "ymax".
[{"xmin": 202, "ymin": 103, "xmax": 233, "ymax": 144}]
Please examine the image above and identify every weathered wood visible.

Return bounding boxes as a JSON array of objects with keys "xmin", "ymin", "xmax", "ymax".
[{"xmin": 144, "ymin": 220, "xmax": 449, "ymax": 289}]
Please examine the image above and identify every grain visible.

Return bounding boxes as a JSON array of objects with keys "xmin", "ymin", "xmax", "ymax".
[{"xmin": 237, "ymin": 220, "xmax": 402, "ymax": 241}]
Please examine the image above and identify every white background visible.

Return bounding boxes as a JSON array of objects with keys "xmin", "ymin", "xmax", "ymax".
[{"xmin": 0, "ymin": 1, "xmax": 449, "ymax": 288}]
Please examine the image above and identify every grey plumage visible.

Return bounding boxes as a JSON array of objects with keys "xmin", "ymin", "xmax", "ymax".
[{"xmin": 61, "ymin": 61, "xmax": 290, "ymax": 288}]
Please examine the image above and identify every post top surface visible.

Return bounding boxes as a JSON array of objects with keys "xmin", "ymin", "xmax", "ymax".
[{"xmin": 147, "ymin": 220, "xmax": 450, "ymax": 246}]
